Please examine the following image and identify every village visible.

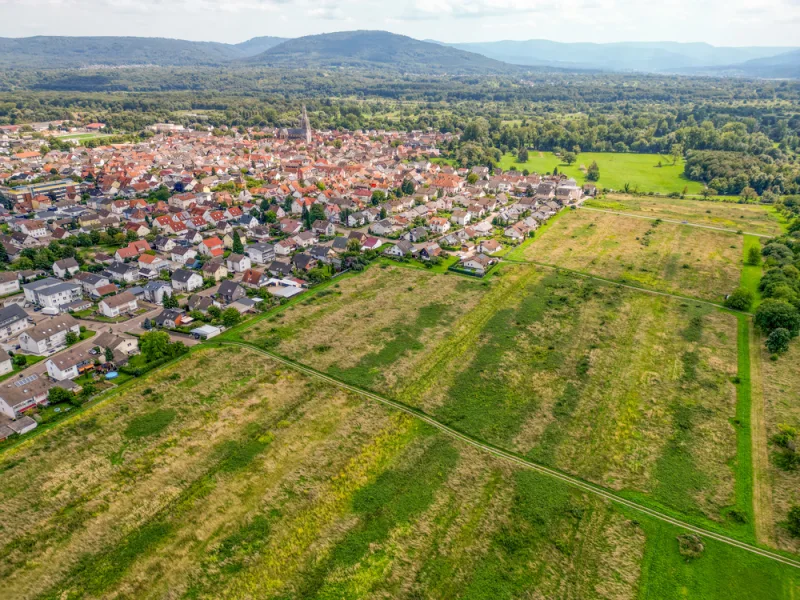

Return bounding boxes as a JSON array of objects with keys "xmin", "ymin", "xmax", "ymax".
[{"xmin": 0, "ymin": 109, "xmax": 587, "ymax": 439}]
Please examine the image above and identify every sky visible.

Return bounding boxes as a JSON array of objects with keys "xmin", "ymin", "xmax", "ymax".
[{"xmin": 0, "ymin": 0, "xmax": 799, "ymax": 47}]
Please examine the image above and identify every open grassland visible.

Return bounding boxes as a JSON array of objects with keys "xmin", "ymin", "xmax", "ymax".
[
  {"xmin": 523, "ymin": 209, "xmax": 743, "ymax": 302},
  {"xmin": 757, "ymin": 339, "xmax": 800, "ymax": 554},
  {"xmin": 499, "ymin": 152, "xmax": 704, "ymax": 195},
  {"xmin": 584, "ymin": 195, "xmax": 786, "ymax": 236},
  {"xmin": 1, "ymin": 346, "xmax": 796, "ymax": 600},
  {"xmin": 238, "ymin": 264, "xmax": 489, "ymax": 395},
  {"xmin": 407, "ymin": 267, "xmax": 745, "ymax": 529}
]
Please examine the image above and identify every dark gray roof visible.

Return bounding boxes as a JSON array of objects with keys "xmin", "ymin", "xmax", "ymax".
[{"xmin": 0, "ymin": 304, "xmax": 28, "ymax": 328}]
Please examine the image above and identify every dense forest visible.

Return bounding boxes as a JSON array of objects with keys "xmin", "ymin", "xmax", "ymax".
[{"xmin": 2, "ymin": 67, "xmax": 799, "ymax": 194}]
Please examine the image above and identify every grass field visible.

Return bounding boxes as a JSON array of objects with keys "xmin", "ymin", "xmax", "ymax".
[
  {"xmin": 757, "ymin": 339, "xmax": 800, "ymax": 554},
  {"xmin": 522, "ymin": 208, "xmax": 743, "ymax": 302},
  {"xmin": 1, "ymin": 345, "xmax": 796, "ymax": 599},
  {"xmin": 404, "ymin": 267, "xmax": 745, "ymax": 527},
  {"xmin": 584, "ymin": 195, "xmax": 786, "ymax": 237},
  {"xmin": 499, "ymin": 152, "xmax": 704, "ymax": 195},
  {"xmin": 238, "ymin": 264, "xmax": 490, "ymax": 395}
]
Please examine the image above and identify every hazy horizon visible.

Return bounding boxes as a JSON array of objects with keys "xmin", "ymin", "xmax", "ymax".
[{"xmin": 0, "ymin": 0, "xmax": 798, "ymax": 47}]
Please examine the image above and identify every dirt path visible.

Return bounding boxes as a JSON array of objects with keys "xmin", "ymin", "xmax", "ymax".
[
  {"xmin": 222, "ymin": 341, "xmax": 800, "ymax": 571},
  {"xmin": 750, "ymin": 325, "xmax": 776, "ymax": 546}
]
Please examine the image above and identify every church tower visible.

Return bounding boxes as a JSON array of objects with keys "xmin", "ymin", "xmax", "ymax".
[{"xmin": 300, "ymin": 105, "xmax": 312, "ymax": 144}]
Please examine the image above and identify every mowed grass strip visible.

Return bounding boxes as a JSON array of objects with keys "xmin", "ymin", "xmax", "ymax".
[
  {"xmin": 585, "ymin": 194, "xmax": 786, "ymax": 237},
  {"xmin": 523, "ymin": 208, "xmax": 743, "ymax": 302}
]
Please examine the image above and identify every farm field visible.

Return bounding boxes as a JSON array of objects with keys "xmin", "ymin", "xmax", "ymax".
[
  {"xmin": 757, "ymin": 338, "xmax": 800, "ymax": 554},
  {"xmin": 0, "ymin": 346, "xmax": 797, "ymax": 599},
  {"xmin": 522, "ymin": 208, "xmax": 743, "ymax": 302},
  {"xmin": 406, "ymin": 268, "xmax": 746, "ymax": 527},
  {"xmin": 237, "ymin": 264, "xmax": 492, "ymax": 395},
  {"xmin": 238, "ymin": 263, "xmax": 746, "ymax": 529},
  {"xmin": 498, "ymin": 151, "xmax": 704, "ymax": 195},
  {"xmin": 584, "ymin": 195, "xmax": 786, "ymax": 237}
]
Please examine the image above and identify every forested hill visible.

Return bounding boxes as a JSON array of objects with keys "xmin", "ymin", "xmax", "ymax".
[
  {"xmin": 0, "ymin": 36, "xmax": 288, "ymax": 68},
  {"xmin": 246, "ymin": 31, "xmax": 521, "ymax": 74}
]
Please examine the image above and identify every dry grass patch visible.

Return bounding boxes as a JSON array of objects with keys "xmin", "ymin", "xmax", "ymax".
[
  {"xmin": 242, "ymin": 264, "xmax": 488, "ymax": 394},
  {"xmin": 524, "ymin": 209, "xmax": 743, "ymax": 301},
  {"xmin": 587, "ymin": 194, "xmax": 786, "ymax": 236},
  {"xmin": 758, "ymin": 341, "xmax": 800, "ymax": 553}
]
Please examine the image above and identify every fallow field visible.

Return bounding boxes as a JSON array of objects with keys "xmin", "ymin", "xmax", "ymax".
[
  {"xmin": 584, "ymin": 195, "xmax": 787, "ymax": 237},
  {"xmin": 521, "ymin": 209, "xmax": 743, "ymax": 302},
  {"xmin": 756, "ymin": 336, "xmax": 800, "ymax": 554},
  {"xmin": 1, "ymin": 345, "xmax": 796, "ymax": 600}
]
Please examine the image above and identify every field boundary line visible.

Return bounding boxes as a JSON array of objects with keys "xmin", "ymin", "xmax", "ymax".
[
  {"xmin": 220, "ymin": 341, "xmax": 800, "ymax": 570},
  {"xmin": 581, "ymin": 206, "xmax": 774, "ymax": 238},
  {"xmin": 500, "ymin": 259, "xmax": 754, "ymax": 316}
]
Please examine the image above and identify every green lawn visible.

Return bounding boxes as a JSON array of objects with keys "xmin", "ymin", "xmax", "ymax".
[
  {"xmin": 499, "ymin": 151, "xmax": 705, "ymax": 195},
  {"xmin": 0, "ymin": 354, "xmax": 46, "ymax": 383},
  {"xmin": 741, "ymin": 235, "xmax": 764, "ymax": 309}
]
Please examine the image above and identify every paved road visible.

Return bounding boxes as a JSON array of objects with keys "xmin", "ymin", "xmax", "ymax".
[{"xmin": 221, "ymin": 341, "xmax": 800, "ymax": 571}]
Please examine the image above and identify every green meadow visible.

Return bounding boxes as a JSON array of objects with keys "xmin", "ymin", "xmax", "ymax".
[{"xmin": 499, "ymin": 151, "xmax": 705, "ymax": 195}]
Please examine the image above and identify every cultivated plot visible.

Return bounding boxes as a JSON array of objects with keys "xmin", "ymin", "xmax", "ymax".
[
  {"xmin": 585, "ymin": 195, "xmax": 786, "ymax": 237},
  {"xmin": 1, "ymin": 346, "xmax": 796, "ymax": 600},
  {"xmin": 523, "ymin": 209, "xmax": 743, "ymax": 301}
]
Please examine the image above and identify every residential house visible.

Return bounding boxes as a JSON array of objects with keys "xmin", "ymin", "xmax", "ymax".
[
  {"xmin": 217, "ymin": 280, "xmax": 247, "ymax": 305},
  {"xmin": 0, "ymin": 304, "xmax": 31, "ymax": 341},
  {"xmin": 18, "ymin": 313, "xmax": 81, "ymax": 354},
  {"xmin": 226, "ymin": 253, "xmax": 251, "ymax": 273},
  {"xmin": 53, "ymin": 258, "xmax": 80, "ymax": 279},
  {"xmin": 0, "ymin": 272, "xmax": 20, "ymax": 296},
  {"xmin": 22, "ymin": 278, "xmax": 81, "ymax": 309},
  {"xmin": 0, "ymin": 349, "xmax": 12, "ymax": 377},
  {"xmin": 92, "ymin": 331, "xmax": 139, "ymax": 364},
  {"xmin": 241, "ymin": 268, "xmax": 269, "ymax": 289},
  {"xmin": 461, "ymin": 254, "xmax": 496, "ymax": 276},
  {"xmin": 384, "ymin": 240, "xmax": 414, "ymax": 258},
  {"xmin": 143, "ymin": 281, "xmax": 173, "ymax": 305},
  {"xmin": 46, "ymin": 347, "xmax": 94, "ymax": 381},
  {"xmin": 154, "ymin": 309, "xmax": 185, "ymax": 329},
  {"xmin": 171, "ymin": 269, "xmax": 203, "ymax": 293},
  {"xmin": 105, "ymin": 262, "xmax": 140, "ymax": 284},
  {"xmin": 428, "ymin": 217, "xmax": 450, "ymax": 234},
  {"xmin": 73, "ymin": 272, "xmax": 111, "ymax": 297},
  {"xmin": 245, "ymin": 243, "xmax": 275, "ymax": 265},
  {"xmin": 98, "ymin": 291, "xmax": 138, "ymax": 318},
  {"xmin": 201, "ymin": 259, "xmax": 228, "ymax": 282}
]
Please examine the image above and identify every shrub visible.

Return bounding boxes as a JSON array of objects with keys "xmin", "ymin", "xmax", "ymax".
[
  {"xmin": 677, "ymin": 534, "xmax": 705, "ymax": 559},
  {"xmin": 765, "ymin": 328, "xmax": 791, "ymax": 354},
  {"xmin": 724, "ymin": 287, "xmax": 754, "ymax": 311},
  {"xmin": 754, "ymin": 300, "xmax": 800, "ymax": 337},
  {"xmin": 789, "ymin": 506, "xmax": 800, "ymax": 537}
]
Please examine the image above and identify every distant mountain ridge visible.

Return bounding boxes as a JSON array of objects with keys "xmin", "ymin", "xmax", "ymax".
[
  {"xmin": 245, "ymin": 31, "xmax": 520, "ymax": 74},
  {"xmin": 0, "ymin": 36, "xmax": 288, "ymax": 68},
  {"xmin": 0, "ymin": 33, "xmax": 797, "ymax": 78},
  {"xmin": 440, "ymin": 39, "xmax": 798, "ymax": 74}
]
